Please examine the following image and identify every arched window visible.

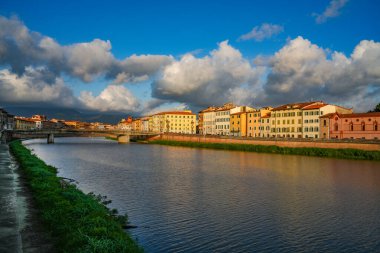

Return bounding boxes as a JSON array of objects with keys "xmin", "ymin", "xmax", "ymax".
[
  {"xmin": 334, "ymin": 123, "xmax": 338, "ymax": 131},
  {"xmin": 349, "ymin": 122, "xmax": 353, "ymax": 131},
  {"xmin": 374, "ymin": 121, "xmax": 378, "ymax": 131},
  {"xmin": 361, "ymin": 122, "xmax": 365, "ymax": 131}
]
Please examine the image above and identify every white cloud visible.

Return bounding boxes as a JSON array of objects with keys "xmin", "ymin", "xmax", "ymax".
[
  {"xmin": 152, "ymin": 40, "xmax": 265, "ymax": 108},
  {"xmin": 79, "ymin": 85, "xmax": 140, "ymax": 112},
  {"xmin": 261, "ymin": 36, "xmax": 380, "ymax": 111},
  {"xmin": 0, "ymin": 67, "xmax": 78, "ymax": 107},
  {"xmin": 151, "ymin": 37, "xmax": 380, "ymax": 112},
  {"xmin": 314, "ymin": 0, "xmax": 348, "ymax": 24},
  {"xmin": 238, "ymin": 23, "xmax": 284, "ymax": 42},
  {"xmin": 0, "ymin": 16, "xmax": 173, "ymax": 83}
]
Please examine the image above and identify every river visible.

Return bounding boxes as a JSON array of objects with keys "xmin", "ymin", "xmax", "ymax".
[{"xmin": 23, "ymin": 137, "xmax": 380, "ymax": 252}]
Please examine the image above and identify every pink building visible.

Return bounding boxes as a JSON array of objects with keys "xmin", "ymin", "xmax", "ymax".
[{"xmin": 320, "ymin": 112, "xmax": 380, "ymax": 140}]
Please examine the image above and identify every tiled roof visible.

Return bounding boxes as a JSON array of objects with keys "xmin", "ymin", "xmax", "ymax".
[
  {"xmin": 320, "ymin": 112, "xmax": 380, "ymax": 119},
  {"xmin": 155, "ymin": 111, "xmax": 195, "ymax": 116},
  {"xmin": 302, "ymin": 104, "xmax": 328, "ymax": 110},
  {"xmin": 272, "ymin": 101, "xmax": 323, "ymax": 111},
  {"xmin": 231, "ymin": 112, "xmax": 246, "ymax": 115}
]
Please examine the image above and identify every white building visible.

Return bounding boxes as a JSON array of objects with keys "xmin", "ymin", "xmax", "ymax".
[
  {"xmin": 215, "ymin": 108, "xmax": 231, "ymax": 135},
  {"xmin": 302, "ymin": 104, "xmax": 352, "ymax": 138},
  {"xmin": 203, "ymin": 109, "xmax": 216, "ymax": 135},
  {"xmin": 141, "ymin": 117, "xmax": 150, "ymax": 132}
]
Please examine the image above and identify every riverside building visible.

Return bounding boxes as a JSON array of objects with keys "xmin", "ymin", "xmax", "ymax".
[
  {"xmin": 320, "ymin": 112, "xmax": 380, "ymax": 140},
  {"xmin": 152, "ymin": 111, "xmax": 196, "ymax": 134}
]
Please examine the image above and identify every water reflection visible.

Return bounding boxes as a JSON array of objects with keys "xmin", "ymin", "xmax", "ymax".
[{"xmin": 24, "ymin": 138, "xmax": 380, "ymax": 253}]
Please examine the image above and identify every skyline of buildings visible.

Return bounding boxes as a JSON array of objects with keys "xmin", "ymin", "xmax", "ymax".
[{"xmin": 3, "ymin": 99, "xmax": 379, "ymax": 140}]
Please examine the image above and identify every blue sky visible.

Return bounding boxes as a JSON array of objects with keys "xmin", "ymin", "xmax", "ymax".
[{"xmin": 0, "ymin": 0, "xmax": 379, "ymax": 114}]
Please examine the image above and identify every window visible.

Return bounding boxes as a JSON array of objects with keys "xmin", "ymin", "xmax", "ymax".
[
  {"xmin": 334, "ymin": 123, "xmax": 338, "ymax": 131},
  {"xmin": 374, "ymin": 122, "xmax": 378, "ymax": 131},
  {"xmin": 350, "ymin": 123, "xmax": 353, "ymax": 131},
  {"xmin": 323, "ymin": 120, "xmax": 327, "ymax": 126},
  {"xmin": 361, "ymin": 122, "xmax": 365, "ymax": 131}
]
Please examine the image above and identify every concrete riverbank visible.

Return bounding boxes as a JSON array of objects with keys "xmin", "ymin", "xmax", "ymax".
[
  {"xmin": 150, "ymin": 134, "xmax": 380, "ymax": 151},
  {"xmin": 0, "ymin": 144, "xmax": 55, "ymax": 253}
]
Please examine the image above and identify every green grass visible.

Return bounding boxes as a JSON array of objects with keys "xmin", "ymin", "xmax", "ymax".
[
  {"xmin": 9, "ymin": 140, "xmax": 143, "ymax": 253},
  {"xmin": 105, "ymin": 136, "xmax": 117, "ymax": 141},
  {"xmin": 149, "ymin": 140, "xmax": 380, "ymax": 161}
]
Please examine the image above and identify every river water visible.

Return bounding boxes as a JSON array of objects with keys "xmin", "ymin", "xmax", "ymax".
[{"xmin": 23, "ymin": 137, "xmax": 380, "ymax": 252}]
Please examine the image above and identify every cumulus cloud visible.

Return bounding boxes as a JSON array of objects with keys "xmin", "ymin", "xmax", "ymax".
[
  {"xmin": 151, "ymin": 36, "xmax": 380, "ymax": 112},
  {"xmin": 314, "ymin": 0, "xmax": 348, "ymax": 24},
  {"xmin": 79, "ymin": 85, "xmax": 140, "ymax": 112},
  {"xmin": 0, "ymin": 67, "xmax": 78, "ymax": 107},
  {"xmin": 0, "ymin": 16, "xmax": 173, "ymax": 83},
  {"xmin": 1, "ymin": 15, "xmax": 379, "ymax": 114},
  {"xmin": 260, "ymin": 36, "xmax": 380, "ymax": 111},
  {"xmin": 238, "ymin": 23, "xmax": 284, "ymax": 42},
  {"xmin": 152, "ymin": 40, "xmax": 265, "ymax": 108}
]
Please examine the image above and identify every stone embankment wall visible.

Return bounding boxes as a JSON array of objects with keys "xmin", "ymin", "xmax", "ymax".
[{"xmin": 149, "ymin": 134, "xmax": 380, "ymax": 151}]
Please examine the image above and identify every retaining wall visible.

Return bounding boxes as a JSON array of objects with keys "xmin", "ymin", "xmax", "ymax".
[{"xmin": 149, "ymin": 134, "xmax": 380, "ymax": 151}]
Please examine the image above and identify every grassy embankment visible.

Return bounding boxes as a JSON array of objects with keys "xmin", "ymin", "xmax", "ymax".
[
  {"xmin": 149, "ymin": 140, "xmax": 380, "ymax": 161},
  {"xmin": 9, "ymin": 140, "xmax": 143, "ymax": 253},
  {"xmin": 105, "ymin": 136, "xmax": 118, "ymax": 141}
]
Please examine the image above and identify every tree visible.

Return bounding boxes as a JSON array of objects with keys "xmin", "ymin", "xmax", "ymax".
[
  {"xmin": 369, "ymin": 103, "xmax": 380, "ymax": 112},
  {"xmin": 375, "ymin": 103, "xmax": 380, "ymax": 112}
]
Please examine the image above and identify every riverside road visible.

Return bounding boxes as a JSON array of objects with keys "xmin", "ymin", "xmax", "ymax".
[{"xmin": 0, "ymin": 144, "xmax": 54, "ymax": 253}]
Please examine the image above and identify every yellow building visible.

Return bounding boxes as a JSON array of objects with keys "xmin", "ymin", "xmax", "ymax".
[
  {"xmin": 270, "ymin": 101, "xmax": 323, "ymax": 138},
  {"xmin": 260, "ymin": 114, "xmax": 272, "ymax": 138},
  {"xmin": 230, "ymin": 112, "xmax": 247, "ymax": 137},
  {"xmin": 246, "ymin": 107, "xmax": 272, "ymax": 137},
  {"xmin": 131, "ymin": 118, "xmax": 142, "ymax": 132},
  {"xmin": 152, "ymin": 111, "xmax": 196, "ymax": 134},
  {"xmin": 14, "ymin": 117, "xmax": 36, "ymax": 130}
]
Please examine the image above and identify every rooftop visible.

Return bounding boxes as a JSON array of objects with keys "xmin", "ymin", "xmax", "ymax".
[
  {"xmin": 320, "ymin": 112, "xmax": 380, "ymax": 119},
  {"xmin": 272, "ymin": 101, "xmax": 323, "ymax": 111}
]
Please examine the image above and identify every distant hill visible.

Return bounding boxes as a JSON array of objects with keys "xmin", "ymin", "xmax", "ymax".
[{"xmin": 4, "ymin": 106, "xmax": 133, "ymax": 124}]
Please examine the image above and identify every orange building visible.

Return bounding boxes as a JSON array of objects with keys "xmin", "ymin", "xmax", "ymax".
[{"xmin": 230, "ymin": 112, "xmax": 247, "ymax": 137}]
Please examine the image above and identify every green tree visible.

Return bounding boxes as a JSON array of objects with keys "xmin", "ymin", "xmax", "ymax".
[
  {"xmin": 375, "ymin": 103, "xmax": 380, "ymax": 112},
  {"xmin": 369, "ymin": 103, "xmax": 380, "ymax": 112}
]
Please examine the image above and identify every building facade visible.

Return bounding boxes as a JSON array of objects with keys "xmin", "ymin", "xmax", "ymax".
[
  {"xmin": 0, "ymin": 109, "xmax": 14, "ymax": 130},
  {"xmin": 215, "ymin": 103, "xmax": 235, "ymax": 135},
  {"xmin": 302, "ymin": 104, "xmax": 352, "ymax": 138},
  {"xmin": 270, "ymin": 102, "xmax": 323, "ymax": 138},
  {"xmin": 15, "ymin": 117, "xmax": 36, "ymax": 130},
  {"xmin": 320, "ymin": 112, "xmax": 380, "ymax": 140},
  {"xmin": 247, "ymin": 107, "xmax": 272, "ymax": 137},
  {"xmin": 203, "ymin": 107, "xmax": 217, "ymax": 135},
  {"xmin": 152, "ymin": 111, "xmax": 196, "ymax": 134}
]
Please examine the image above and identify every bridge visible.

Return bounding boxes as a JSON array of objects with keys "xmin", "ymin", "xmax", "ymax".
[{"xmin": 1, "ymin": 129, "xmax": 160, "ymax": 144}]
